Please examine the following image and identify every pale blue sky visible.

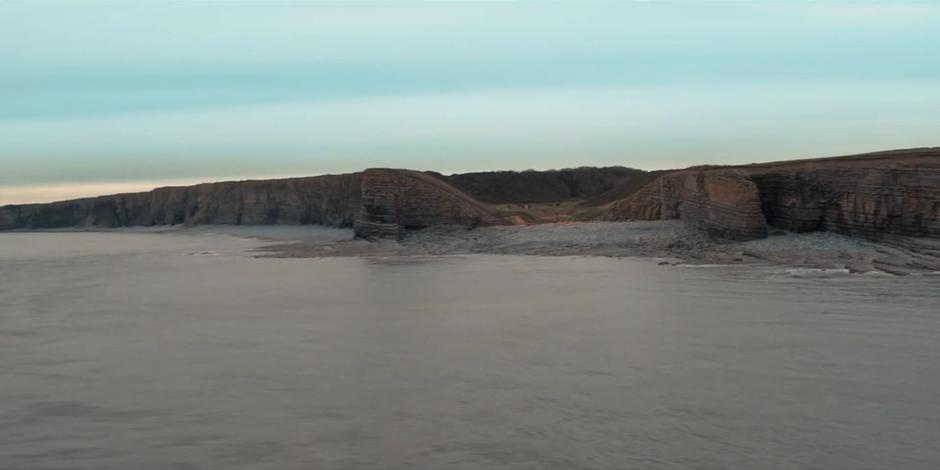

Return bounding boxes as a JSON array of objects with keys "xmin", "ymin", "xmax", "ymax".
[{"xmin": 1, "ymin": 1, "xmax": 939, "ymax": 203}]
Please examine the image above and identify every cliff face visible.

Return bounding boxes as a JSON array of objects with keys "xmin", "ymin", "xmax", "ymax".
[
  {"xmin": 602, "ymin": 148, "xmax": 940, "ymax": 241},
  {"xmin": 0, "ymin": 174, "xmax": 362, "ymax": 230},
  {"xmin": 355, "ymin": 169, "xmax": 510, "ymax": 239},
  {"xmin": 3, "ymin": 148, "xmax": 938, "ymax": 243},
  {"xmin": 0, "ymin": 169, "xmax": 511, "ymax": 238},
  {"xmin": 602, "ymin": 170, "xmax": 768, "ymax": 240},
  {"xmin": 748, "ymin": 155, "xmax": 940, "ymax": 240}
]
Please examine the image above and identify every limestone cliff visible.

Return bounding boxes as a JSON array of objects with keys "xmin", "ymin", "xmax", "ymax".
[
  {"xmin": 3, "ymin": 148, "xmax": 938, "ymax": 243},
  {"xmin": 0, "ymin": 169, "xmax": 511, "ymax": 239},
  {"xmin": 0, "ymin": 174, "xmax": 362, "ymax": 230},
  {"xmin": 602, "ymin": 170, "xmax": 768, "ymax": 240},
  {"xmin": 747, "ymin": 150, "xmax": 940, "ymax": 240},
  {"xmin": 602, "ymin": 148, "xmax": 940, "ymax": 241},
  {"xmin": 437, "ymin": 167, "xmax": 657, "ymax": 204},
  {"xmin": 355, "ymin": 169, "xmax": 510, "ymax": 239}
]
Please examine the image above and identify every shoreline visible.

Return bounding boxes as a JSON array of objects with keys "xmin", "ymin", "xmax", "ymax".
[
  {"xmin": 5, "ymin": 221, "xmax": 939, "ymax": 276},
  {"xmin": 256, "ymin": 221, "xmax": 940, "ymax": 276}
]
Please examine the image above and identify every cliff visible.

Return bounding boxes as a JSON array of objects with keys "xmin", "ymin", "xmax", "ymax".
[
  {"xmin": 0, "ymin": 169, "xmax": 511, "ymax": 239},
  {"xmin": 3, "ymin": 148, "xmax": 939, "ymax": 243},
  {"xmin": 602, "ymin": 148, "xmax": 940, "ymax": 241},
  {"xmin": 355, "ymin": 169, "xmax": 510, "ymax": 239},
  {"xmin": 0, "ymin": 174, "xmax": 362, "ymax": 230},
  {"xmin": 602, "ymin": 170, "xmax": 768, "ymax": 240}
]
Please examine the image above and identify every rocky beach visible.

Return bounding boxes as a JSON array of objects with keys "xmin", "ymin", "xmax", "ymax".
[
  {"xmin": 246, "ymin": 222, "xmax": 937, "ymax": 275},
  {"xmin": 46, "ymin": 220, "xmax": 933, "ymax": 276}
]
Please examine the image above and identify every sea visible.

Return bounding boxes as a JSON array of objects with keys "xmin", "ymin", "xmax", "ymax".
[{"xmin": 1, "ymin": 229, "xmax": 938, "ymax": 469}]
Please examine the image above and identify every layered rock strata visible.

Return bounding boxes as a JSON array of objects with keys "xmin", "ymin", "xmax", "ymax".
[
  {"xmin": 0, "ymin": 175, "xmax": 362, "ymax": 230},
  {"xmin": 3, "ymin": 148, "xmax": 938, "ymax": 243},
  {"xmin": 602, "ymin": 170, "xmax": 768, "ymax": 240},
  {"xmin": 355, "ymin": 169, "xmax": 509, "ymax": 239},
  {"xmin": 747, "ymin": 152, "xmax": 940, "ymax": 240},
  {"xmin": 602, "ymin": 148, "xmax": 940, "ymax": 241}
]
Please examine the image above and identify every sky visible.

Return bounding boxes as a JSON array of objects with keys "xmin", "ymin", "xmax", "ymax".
[{"xmin": 1, "ymin": 1, "xmax": 939, "ymax": 204}]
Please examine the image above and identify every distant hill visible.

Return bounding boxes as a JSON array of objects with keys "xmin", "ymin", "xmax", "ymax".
[{"xmin": 433, "ymin": 166, "xmax": 656, "ymax": 204}]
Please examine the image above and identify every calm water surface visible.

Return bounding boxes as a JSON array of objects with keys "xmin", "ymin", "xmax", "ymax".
[{"xmin": 1, "ymin": 231, "xmax": 939, "ymax": 469}]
